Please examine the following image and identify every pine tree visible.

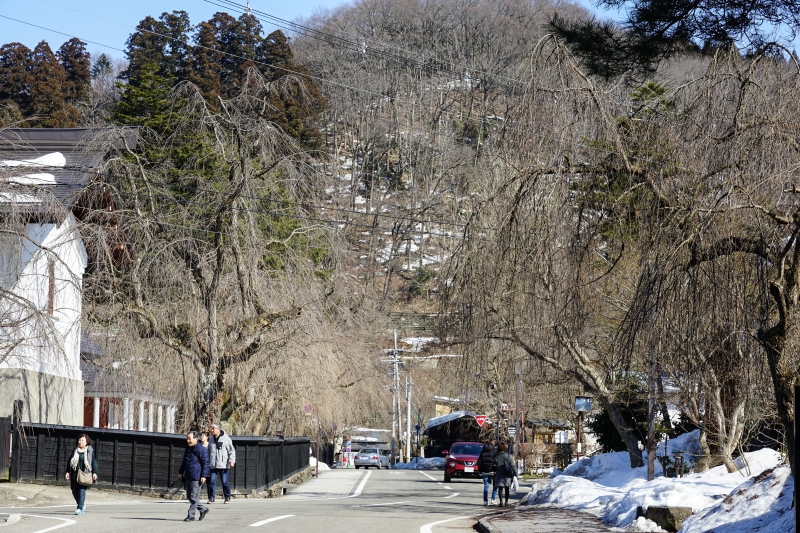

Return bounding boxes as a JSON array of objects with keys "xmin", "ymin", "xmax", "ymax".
[
  {"xmin": 0, "ymin": 42, "xmax": 33, "ymax": 122},
  {"xmin": 29, "ymin": 40, "xmax": 80, "ymax": 127},
  {"xmin": 57, "ymin": 38, "xmax": 91, "ymax": 101}
]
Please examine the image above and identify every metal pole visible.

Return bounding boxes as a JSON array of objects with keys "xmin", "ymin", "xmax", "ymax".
[
  {"xmin": 406, "ymin": 377, "xmax": 412, "ymax": 462},
  {"xmin": 515, "ymin": 375, "xmax": 521, "ymax": 463},
  {"xmin": 391, "ymin": 329, "xmax": 399, "ymax": 465},
  {"xmin": 316, "ymin": 411, "xmax": 321, "ymax": 478},
  {"xmin": 647, "ymin": 351, "xmax": 656, "ymax": 482},
  {"xmin": 577, "ymin": 412, "xmax": 583, "ymax": 460}
]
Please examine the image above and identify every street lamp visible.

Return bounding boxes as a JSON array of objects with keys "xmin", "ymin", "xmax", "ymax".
[{"xmin": 574, "ymin": 395, "xmax": 593, "ymax": 460}]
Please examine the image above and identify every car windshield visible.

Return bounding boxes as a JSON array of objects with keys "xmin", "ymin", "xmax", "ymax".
[
  {"xmin": 450, "ymin": 444, "xmax": 483, "ymax": 456},
  {"xmin": 360, "ymin": 449, "xmax": 379, "ymax": 454}
]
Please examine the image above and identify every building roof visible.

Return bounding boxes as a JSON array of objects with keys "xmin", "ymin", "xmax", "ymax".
[
  {"xmin": 427, "ymin": 410, "xmax": 478, "ymax": 429},
  {"xmin": 0, "ymin": 128, "xmax": 137, "ymax": 213},
  {"xmin": 80, "ymin": 331, "xmax": 106, "ymax": 360},
  {"xmin": 526, "ymin": 418, "xmax": 571, "ymax": 429}
]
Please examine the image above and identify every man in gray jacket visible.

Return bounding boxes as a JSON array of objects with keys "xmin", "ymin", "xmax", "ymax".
[{"xmin": 207, "ymin": 423, "xmax": 236, "ymax": 504}]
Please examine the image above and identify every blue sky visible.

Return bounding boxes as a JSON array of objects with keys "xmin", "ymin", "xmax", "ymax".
[{"xmin": 1, "ymin": 0, "xmax": 609, "ymax": 60}]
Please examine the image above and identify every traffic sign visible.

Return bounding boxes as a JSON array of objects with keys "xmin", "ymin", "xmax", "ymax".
[{"xmin": 474, "ymin": 415, "xmax": 487, "ymax": 426}]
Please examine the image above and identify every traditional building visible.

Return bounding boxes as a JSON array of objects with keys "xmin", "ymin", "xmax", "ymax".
[{"xmin": 0, "ymin": 128, "xmax": 135, "ymax": 425}]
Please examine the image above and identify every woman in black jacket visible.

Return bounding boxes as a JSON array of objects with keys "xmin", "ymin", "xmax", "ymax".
[{"xmin": 64, "ymin": 433, "xmax": 98, "ymax": 515}]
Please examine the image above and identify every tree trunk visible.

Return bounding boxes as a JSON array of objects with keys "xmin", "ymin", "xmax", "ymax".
[
  {"xmin": 695, "ymin": 429, "xmax": 711, "ymax": 472},
  {"xmin": 606, "ymin": 400, "xmax": 645, "ymax": 468}
]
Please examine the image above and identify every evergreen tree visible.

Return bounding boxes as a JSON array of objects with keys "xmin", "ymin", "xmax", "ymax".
[
  {"xmin": 206, "ymin": 12, "xmax": 243, "ymax": 94},
  {"xmin": 112, "ymin": 62, "xmax": 175, "ymax": 133},
  {"xmin": 57, "ymin": 38, "xmax": 91, "ymax": 101},
  {"xmin": 91, "ymin": 53, "xmax": 113, "ymax": 80},
  {"xmin": 122, "ymin": 15, "xmax": 170, "ymax": 81},
  {"xmin": 29, "ymin": 41, "xmax": 79, "ymax": 127},
  {"xmin": 189, "ymin": 21, "xmax": 223, "ymax": 107},
  {"xmin": 158, "ymin": 10, "xmax": 194, "ymax": 80},
  {"xmin": 0, "ymin": 42, "xmax": 33, "ymax": 121}
]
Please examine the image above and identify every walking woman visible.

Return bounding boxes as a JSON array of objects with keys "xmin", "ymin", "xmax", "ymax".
[
  {"xmin": 494, "ymin": 442, "xmax": 515, "ymax": 507},
  {"xmin": 64, "ymin": 434, "xmax": 98, "ymax": 515},
  {"xmin": 199, "ymin": 431, "xmax": 213, "ymax": 502}
]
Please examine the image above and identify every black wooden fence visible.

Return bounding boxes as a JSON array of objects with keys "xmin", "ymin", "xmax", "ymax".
[
  {"xmin": 9, "ymin": 423, "xmax": 311, "ymax": 495},
  {"xmin": 0, "ymin": 417, "xmax": 10, "ymax": 480}
]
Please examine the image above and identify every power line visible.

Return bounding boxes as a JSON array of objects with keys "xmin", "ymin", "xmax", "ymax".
[
  {"xmin": 7, "ymin": 7, "xmax": 548, "ymax": 141},
  {"xmin": 0, "ymin": 14, "xmax": 125, "ymax": 52}
]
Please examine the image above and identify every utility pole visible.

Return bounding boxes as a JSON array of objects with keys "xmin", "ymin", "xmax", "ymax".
[
  {"xmin": 406, "ymin": 375, "xmax": 413, "ymax": 462},
  {"xmin": 391, "ymin": 329, "xmax": 399, "ymax": 465},
  {"xmin": 647, "ymin": 350, "xmax": 656, "ymax": 482},
  {"xmin": 515, "ymin": 370, "xmax": 521, "ymax": 462}
]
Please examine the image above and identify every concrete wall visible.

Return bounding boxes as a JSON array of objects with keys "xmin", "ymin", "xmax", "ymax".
[{"xmin": 0, "ymin": 368, "xmax": 83, "ymax": 425}]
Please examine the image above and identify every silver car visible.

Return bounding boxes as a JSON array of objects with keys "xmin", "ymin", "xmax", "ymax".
[{"xmin": 354, "ymin": 448, "xmax": 390, "ymax": 469}]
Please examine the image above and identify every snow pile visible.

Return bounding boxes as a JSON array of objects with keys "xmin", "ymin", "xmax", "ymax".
[
  {"xmin": 680, "ymin": 465, "xmax": 793, "ymax": 533},
  {"xmin": 392, "ymin": 457, "xmax": 445, "ymax": 470},
  {"xmin": 529, "ymin": 442, "xmax": 785, "ymax": 531},
  {"xmin": 309, "ymin": 456, "xmax": 331, "ymax": 471}
]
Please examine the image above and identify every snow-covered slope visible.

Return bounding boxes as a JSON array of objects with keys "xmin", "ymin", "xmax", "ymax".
[{"xmin": 527, "ymin": 440, "xmax": 785, "ymax": 531}]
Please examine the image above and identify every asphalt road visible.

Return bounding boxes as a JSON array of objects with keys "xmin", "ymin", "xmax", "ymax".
[{"xmin": 0, "ymin": 469, "xmax": 523, "ymax": 533}]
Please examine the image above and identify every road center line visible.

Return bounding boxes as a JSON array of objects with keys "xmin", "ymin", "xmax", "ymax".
[
  {"xmin": 21, "ymin": 515, "xmax": 76, "ymax": 533},
  {"xmin": 442, "ymin": 493, "xmax": 459, "ymax": 499},
  {"xmin": 348, "ymin": 470, "xmax": 372, "ymax": 497},
  {"xmin": 249, "ymin": 515, "xmax": 294, "ymax": 527},
  {"xmin": 419, "ymin": 515, "xmax": 471, "ymax": 533},
  {"xmin": 442, "ymin": 485, "xmax": 454, "ymax": 490},
  {"xmin": 355, "ymin": 501, "xmax": 409, "ymax": 507},
  {"xmin": 419, "ymin": 472, "xmax": 439, "ymax": 482}
]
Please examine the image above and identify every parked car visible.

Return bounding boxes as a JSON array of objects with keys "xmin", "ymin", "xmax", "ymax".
[
  {"xmin": 444, "ymin": 442, "xmax": 484, "ymax": 482},
  {"xmin": 354, "ymin": 448, "xmax": 390, "ymax": 469}
]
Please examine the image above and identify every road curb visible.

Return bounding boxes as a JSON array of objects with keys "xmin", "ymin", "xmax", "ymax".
[{"xmin": 476, "ymin": 516, "xmax": 502, "ymax": 533}]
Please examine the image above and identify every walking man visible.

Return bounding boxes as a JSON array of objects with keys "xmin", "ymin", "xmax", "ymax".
[
  {"xmin": 479, "ymin": 438, "xmax": 498, "ymax": 506},
  {"xmin": 178, "ymin": 431, "xmax": 210, "ymax": 522},
  {"xmin": 208, "ymin": 423, "xmax": 236, "ymax": 504}
]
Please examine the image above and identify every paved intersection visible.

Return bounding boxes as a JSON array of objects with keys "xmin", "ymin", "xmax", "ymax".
[{"xmin": 0, "ymin": 469, "xmax": 516, "ymax": 533}]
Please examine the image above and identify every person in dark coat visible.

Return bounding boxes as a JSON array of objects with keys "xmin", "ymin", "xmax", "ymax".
[
  {"xmin": 478, "ymin": 439, "xmax": 498, "ymax": 505},
  {"xmin": 178, "ymin": 431, "xmax": 210, "ymax": 521},
  {"xmin": 494, "ymin": 442, "xmax": 516, "ymax": 507},
  {"xmin": 64, "ymin": 433, "xmax": 98, "ymax": 515}
]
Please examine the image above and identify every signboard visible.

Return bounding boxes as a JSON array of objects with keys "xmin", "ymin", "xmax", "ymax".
[
  {"xmin": 574, "ymin": 396, "xmax": 593, "ymax": 412},
  {"xmin": 474, "ymin": 415, "xmax": 487, "ymax": 426},
  {"xmin": 507, "ymin": 425, "xmax": 517, "ymax": 438},
  {"xmin": 345, "ymin": 439, "xmax": 352, "ymax": 453}
]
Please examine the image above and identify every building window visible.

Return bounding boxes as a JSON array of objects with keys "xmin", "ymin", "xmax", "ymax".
[{"xmin": 47, "ymin": 259, "xmax": 55, "ymax": 315}]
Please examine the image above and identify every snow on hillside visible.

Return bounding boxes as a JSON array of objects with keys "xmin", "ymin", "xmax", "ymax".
[{"xmin": 526, "ymin": 434, "xmax": 785, "ymax": 532}]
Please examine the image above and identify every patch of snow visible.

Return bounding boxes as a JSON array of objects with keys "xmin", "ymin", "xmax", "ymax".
[
  {"xmin": 680, "ymin": 465, "xmax": 793, "ymax": 533},
  {"xmin": 392, "ymin": 457, "xmax": 445, "ymax": 470},
  {"xmin": 16, "ymin": 496, "xmax": 27, "ymax": 500},
  {"xmin": 309, "ymin": 456, "xmax": 331, "ymax": 471},
  {"xmin": 530, "ymin": 437, "xmax": 784, "ymax": 531}
]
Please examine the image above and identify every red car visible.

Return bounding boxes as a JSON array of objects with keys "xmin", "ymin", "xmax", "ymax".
[{"xmin": 443, "ymin": 442, "xmax": 484, "ymax": 482}]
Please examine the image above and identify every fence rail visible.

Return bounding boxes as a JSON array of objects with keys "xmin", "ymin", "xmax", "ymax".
[{"xmin": 9, "ymin": 423, "xmax": 311, "ymax": 495}]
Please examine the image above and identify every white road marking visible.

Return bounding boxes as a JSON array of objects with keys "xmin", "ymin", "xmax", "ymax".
[
  {"xmin": 442, "ymin": 486, "xmax": 454, "ymax": 490},
  {"xmin": 419, "ymin": 516, "xmax": 471, "ymax": 533},
  {"xmin": 348, "ymin": 470, "xmax": 372, "ymax": 498},
  {"xmin": 21, "ymin": 515, "xmax": 76, "ymax": 533},
  {"xmin": 419, "ymin": 472, "xmax": 439, "ymax": 482},
  {"xmin": 249, "ymin": 514, "xmax": 294, "ymax": 527},
  {"xmin": 354, "ymin": 501, "xmax": 409, "ymax": 507},
  {"xmin": 442, "ymin": 493, "xmax": 459, "ymax": 499}
]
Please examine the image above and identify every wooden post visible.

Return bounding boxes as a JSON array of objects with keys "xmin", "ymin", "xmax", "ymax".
[{"xmin": 10, "ymin": 401, "xmax": 23, "ymax": 482}]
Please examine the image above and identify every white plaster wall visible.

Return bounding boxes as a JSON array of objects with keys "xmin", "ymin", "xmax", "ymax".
[{"xmin": 0, "ymin": 212, "xmax": 87, "ymax": 381}]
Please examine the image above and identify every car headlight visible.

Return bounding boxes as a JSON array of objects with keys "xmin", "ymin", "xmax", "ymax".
[{"xmin": 449, "ymin": 460, "xmax": 456, "ymax": 467}]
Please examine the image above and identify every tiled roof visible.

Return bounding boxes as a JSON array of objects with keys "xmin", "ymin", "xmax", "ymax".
[{"xmin": 0, "ymin": 128, "xmax": 137, "ymax": 213}]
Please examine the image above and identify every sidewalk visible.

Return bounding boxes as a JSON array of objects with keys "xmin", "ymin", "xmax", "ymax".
[
  {"xmin": 477, "ymin": 506, "xmax": 611, "ymax": 533},
  {"xmin": 281, "ymin": 469, "xmax": 366, "ymax": 500}
]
